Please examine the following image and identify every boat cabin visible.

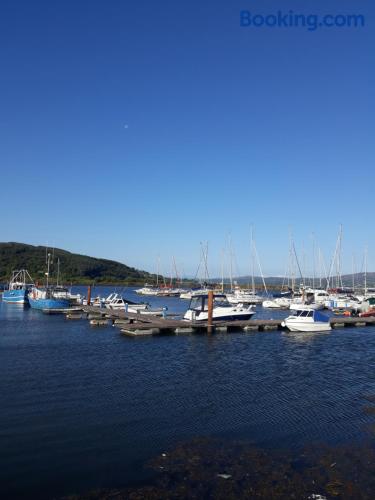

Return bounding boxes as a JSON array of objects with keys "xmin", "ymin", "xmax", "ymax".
[{"xmin": 188, "ymin": 294, "xmax": 230, "ymax": 313}]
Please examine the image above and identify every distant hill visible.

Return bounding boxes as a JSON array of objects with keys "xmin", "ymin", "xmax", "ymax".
[{"xmin": 0, "ymin": 242, "xmax": 158, "ymax": 285}]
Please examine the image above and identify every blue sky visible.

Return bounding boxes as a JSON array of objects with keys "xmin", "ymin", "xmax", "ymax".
[{"xmin": 1, "ymin": 0, "xmax": 374, "ymax": 277}]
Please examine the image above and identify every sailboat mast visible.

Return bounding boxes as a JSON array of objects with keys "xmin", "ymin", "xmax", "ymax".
[
  {"xmin": 364, "ymin": 246, "xmax": 368, "ymax": 297},
  {"xmin": 312, "ymin": 233, "xmax": 316, "ymax": 290},
  {"xmin": 156, "ymin": 256, "xmax": 160, "ymax": 287},
  {"xmin": 57, "ymin": 258, "xmax": 60, "ymax": 287},
  {"xmin": 351, "ymin": 253, "xmax": 355, "ymax": 293},
  {"xmin": 220, "ymin": 249, "xmax": 224, "ymax": 293},
  {"xmin": 228, "ymin": 236, "xmax": 233, "ymax": 291},
  {"xmin": 250, "ymin": 226, "xmax": 255, "ymax": 294},
  {"xmin": 172, "ymin": 256, "xmax": 179, "ymax": 285},
  {"xmin": 318, "ymin": 247, "xmax": 322, "ymax": 289},
  {"xmin": 46, "ymin": 253, "xmax": 51, "ymax": 288}
]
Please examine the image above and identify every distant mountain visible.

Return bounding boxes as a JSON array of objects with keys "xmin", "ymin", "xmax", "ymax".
[{"xmin": 0, "ymin": 242, "xmax": 158, "ymax": 285}]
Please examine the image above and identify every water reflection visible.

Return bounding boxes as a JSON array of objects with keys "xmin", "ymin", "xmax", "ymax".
[{"xmin": 282, "ymin": 330, "xmax": 331, "ymax": 344}]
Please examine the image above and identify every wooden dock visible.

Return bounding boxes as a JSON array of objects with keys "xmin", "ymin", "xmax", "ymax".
[{"xmin": 80, "ymin": 306, "xmax": 375, "ymax": 336}]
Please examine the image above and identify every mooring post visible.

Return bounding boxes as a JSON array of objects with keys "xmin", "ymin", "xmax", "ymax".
[
  {"xmin": 87, "ymin": 285, "xmax": 91, "ymax": 306},
  {"xmin": 207, "ymin": 290, "xmax": 213, "ymax": 334}
]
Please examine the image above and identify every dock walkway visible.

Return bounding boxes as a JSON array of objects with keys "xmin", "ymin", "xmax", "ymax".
[{"xmin": 81, "ymin": 306, "xmax": 375, "ymax": 336}]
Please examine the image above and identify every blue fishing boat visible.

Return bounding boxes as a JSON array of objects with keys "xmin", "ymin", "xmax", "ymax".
[
  {"xmin": 28, "ymin": 287, "xmax": 70, "ymax": 310},
  {"xmin": 27, "ymin": 252, "xmax": 71, "ymax": 310},
  {"xmin": 2, "ymin": 270, "xmax": 34, "ymax": 304}
]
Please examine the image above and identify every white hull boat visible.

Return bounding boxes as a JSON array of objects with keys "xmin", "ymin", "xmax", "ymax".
[
  {"xmin": 289, "ymin": 301, "xmax": 324, "ymax": 311},
  {"xmin": 184, "ymin": 294, "xmax": 255, "ymax": 322},
  {"xmin": 262, "ymin": 297, "xmax": 291, "ymax": 309},
  {"xmin": 105, "ymin": 293, "xmax": 149, "ymax": 312},
  {"xmin": 282, "ymin": 309, "xmax": 331, "ymax": 332},
  {"xmin": 135, "ymin": 284, "xmax": 160, "ymax": 296},
  {"xmin": 180, "ymin": 288, "xmax": 212, "ymax": 300},
  {"xmin": 226, "ymin": 289, "xmax": 263, "ymax": 305}
]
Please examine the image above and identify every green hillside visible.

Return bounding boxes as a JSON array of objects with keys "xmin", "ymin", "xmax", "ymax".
[{"xmin": 0, "ymin": 242, "xmax": 157, "ymax": 285}]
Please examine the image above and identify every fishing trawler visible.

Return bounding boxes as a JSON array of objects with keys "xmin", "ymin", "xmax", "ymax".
[
  {"xmin": 28, "ymin": 286, "xmax": 71, "ymax": 310},
  {"xmin": 28, "ymin": 253, "xmax": 70, "ymax": 310},
  {"xmin": 2, "ymin": 270, "xmax": 34, "ymax": 304}
]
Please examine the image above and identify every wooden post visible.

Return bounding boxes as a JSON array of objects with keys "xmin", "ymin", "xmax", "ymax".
[
  {"xmin": 207, "ymin": 290, "xmax": 214, "ymax": 334},
  {"xmin": 87, "ymin": 285, "xmax": 91, "ymax": 306}
]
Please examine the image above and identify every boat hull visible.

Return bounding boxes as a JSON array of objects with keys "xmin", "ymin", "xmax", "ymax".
[
  {"xmin": 289, "ymin": 302, "xmax": 324, "ymax": 311},
  {"xmin": 184, "ymin": 311, "xmax": 255, "ymax": 322},
  {"xmin": 2, "ymin": 289, "xmax": 28, "ymax": 304},
  {"xmin": 28, "ymin": 297, "xmax": 70, "ymax": 310},
  {"xmin": 282, "ymin": 319, "xmax": 331, "ymax": 332}
]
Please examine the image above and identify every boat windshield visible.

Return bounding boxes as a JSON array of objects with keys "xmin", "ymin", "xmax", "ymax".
[
  {"xmin": 293, "ymin": 310, "xmax": 314, "ymax": 317},
  {"xmin": 190, "ymin": 295, "xmax": 230, "ymax": 311},
  {"xmin": 213, "ymin": 297, "xmax": 230, "ymax": 307}
]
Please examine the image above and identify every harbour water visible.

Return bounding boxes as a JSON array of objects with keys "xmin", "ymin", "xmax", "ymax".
[{"xmin": 1, "ymin": 287, "xmax": 375, "ymax": 498}]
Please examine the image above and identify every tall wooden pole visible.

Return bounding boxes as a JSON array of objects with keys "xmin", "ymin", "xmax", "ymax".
[
  {"xmin": 207, "ymin": 290, "xmax": 213, "ymax": 334},
  {"xmin": 87, "ymin": 285, "xmax": 91, "ymax": 306}
]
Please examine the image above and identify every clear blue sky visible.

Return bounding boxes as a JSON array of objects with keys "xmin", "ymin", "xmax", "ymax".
[{"xmin": 1, "ymin": 0, "xmax": 374, "ymax": 277}]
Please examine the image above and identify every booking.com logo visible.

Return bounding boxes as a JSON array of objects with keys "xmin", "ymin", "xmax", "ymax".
[{"xmin": 240, "ymin": 11, "xmax": 365, "ymax": 31}]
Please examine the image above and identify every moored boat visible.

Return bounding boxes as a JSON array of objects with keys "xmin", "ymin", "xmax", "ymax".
[
  {"xmin": 105, "ymin": 293, "xmax": 149, "ymax": 312},
  {"xmin": 184, "ymin": 294, "xmax": 255, "ymax": 322},
  {"xmin": 135, "ymin": 284, "xmax": 160, "ymax": 296},
  {"xmin": 27, "ymin": 252, "xmax": 71, "ymax": 310},
  {"xmin": 28, "ymin": 286, "xmax": 71, "ymax": 310},
  {"xmin": 282, "ymin": 309, "xmax": 331, "ymax": 332},
  {"xmin": 2, "ymin": 270, "xmax": 34, "ymax": 304},
  {"xmin": 226, "ymin": 286, "xmax": 263, "ymax": 305}
]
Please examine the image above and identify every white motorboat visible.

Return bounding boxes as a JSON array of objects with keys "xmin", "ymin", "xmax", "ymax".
[
  {"xmin": 156, "ymin": 287, "xmax": 186, "ymax": 297},
  {"xmin": 282, "ymin": 309, "xmax": 331, "ymax": 332},
  {"xmin": 289, "ymin": 299, "xmax": 324, "ymax": 311},
  {"xmin": 262, "ymin": 297, "xmax": 291, "ymax": 309},
  {"xmin": 105, "ymin": 293, "xmax": 149, "ymax": 312},
  {"xmin": 310, "ymin": 289, "xmax": 330, "ymax": 305},
  {"xmin": 184, "ymin": 294, "xmax": 255, "ymax": 322},
  {"xmin": 180, "ymin": 287, "xmax": 211, "ymax": 300},
  {"xmin": 82, "ymin": 296, "xmax": 105, "ymax": 307},
  {"xmin": 226, "ymin": 287, "xmax": 263, "ymax": 305},
  {"xmin": 134, "ymin": 284, "xmax": 160, "ymax": 296}
]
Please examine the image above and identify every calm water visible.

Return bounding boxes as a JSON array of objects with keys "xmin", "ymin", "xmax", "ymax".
[{"xmin": 1, "ymin": 286, "xmax": 375, "ymax": 498}]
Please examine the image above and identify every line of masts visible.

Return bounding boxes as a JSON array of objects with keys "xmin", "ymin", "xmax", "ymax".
[{"xmin": 149, "ymin": 226, "xmax": 370, "ymax": 293}]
